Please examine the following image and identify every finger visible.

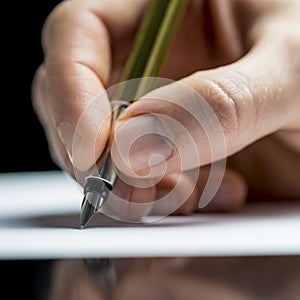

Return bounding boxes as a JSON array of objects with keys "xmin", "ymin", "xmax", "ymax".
[
  {"xmin": 39, "ymin": 0, "xmax": 117, "ymax": 172},
  {"xmin": 36, "ymin": 0, "xmax": 147, "ymax": 173},
  {"xmin": 197, "ymin": 167, "xmax": 247, "ymax": 212},
  {"xmin": 154, "ymin": 171, "xmax": 201, "ymax": 216},
  {"xmin": 112, "ymin": 8, "xmax": 300, "ymax": 177},
  {"xmin": 103, "ymin": 170, "xmax": 200, "ymax": 221},
  {"xmin": 153, "ymin": 167, "xmax": 247, "ymax": 215},
  {"xmin": 101, "ymin": 178, "xmax": 155, "ymax": 222},
  {"xmin": 32, "ymin": 65, "xmax": 75, "ymax": 176}
]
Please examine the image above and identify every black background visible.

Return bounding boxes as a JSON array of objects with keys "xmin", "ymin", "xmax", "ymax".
[
  {"xmin": 1, "ymin": 2, "xmax": 62, "ymax": 299},
  {"xmin": 1, "ymin": 1, "xmax": 62, "ymax": 173}
]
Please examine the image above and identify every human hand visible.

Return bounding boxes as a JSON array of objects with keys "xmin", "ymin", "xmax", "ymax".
[{"xmin": 32, "ymin": 0, "xmax": 300, "ymax": 220}]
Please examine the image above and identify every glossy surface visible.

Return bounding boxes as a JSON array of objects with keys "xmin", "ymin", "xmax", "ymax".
[{"xmin": 3, "ymin": 256, "xmax": 299, "ymax": 300}]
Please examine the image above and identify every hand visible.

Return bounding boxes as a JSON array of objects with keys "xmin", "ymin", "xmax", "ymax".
[{"xmin": 32, "ymin": 0, "xmax": 300, "ymax": 221}]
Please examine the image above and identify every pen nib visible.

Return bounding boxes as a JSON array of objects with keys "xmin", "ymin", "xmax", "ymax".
[
  {"xmin": 80, "ymin": 191, "xmax": 106, "ymax": 229},
  {"xmin": 80, "ymin": 196, "xmax": 95, "ymax": 229},
  {"xmin": 80, "ymin": 176, "xmax": 112, "ymax": 229}
]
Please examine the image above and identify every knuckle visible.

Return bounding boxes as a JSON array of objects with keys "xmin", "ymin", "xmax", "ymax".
[
  {"xmin": 41, "ymin": 3, "xmax": 62, "ymax": 39},
  {"xmin": 197, "ymin": 74, "xmax": 254, "ymax": 144},
  {"xmin": 41, "ymin": 1, "xmax": 75, "ymax": 48}
]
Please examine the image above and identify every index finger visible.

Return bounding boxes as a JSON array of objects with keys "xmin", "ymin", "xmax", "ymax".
[{"xmin": 35, "ymin": 0, "xmax": 147, "ymax": 171}]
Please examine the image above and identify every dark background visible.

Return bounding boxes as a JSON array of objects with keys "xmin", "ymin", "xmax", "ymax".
[
  {"xmin": 1, "ymin": 1, "xmax": 62, "ymax": 173},
  {"xmin": 1, "ymin": 2, "xmax": 62, "ymax": 299}
]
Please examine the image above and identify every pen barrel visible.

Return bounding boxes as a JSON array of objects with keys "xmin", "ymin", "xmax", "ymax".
[
  {"xmin": 98, "ymin": 149, "xmax": 117, "ymax": 188},
  {"xmin": 95, "ymin": 0, "xmax": 190, "ymax": 186}
]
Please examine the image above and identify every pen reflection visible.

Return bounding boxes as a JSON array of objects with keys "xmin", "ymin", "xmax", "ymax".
[{"xmin": 39, "ymin": 256, "xmax": 300, "ymax": 300}]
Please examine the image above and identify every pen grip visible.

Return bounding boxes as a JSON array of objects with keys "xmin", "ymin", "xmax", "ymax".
[{"xmin": 98, "ymin": 149, "xmax": 118, "ymax": 188}]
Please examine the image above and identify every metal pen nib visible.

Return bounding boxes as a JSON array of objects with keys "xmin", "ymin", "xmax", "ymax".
[
  {"xmin": 80, "ymin": 147, "xmax": 118, "ymax": 229},
  {"xmin": 80, "ymin": 175, "xmax": 113, "ymax": 229},
  {"xmin": 80, "ymin": 191, "xmax": 106, "ymax": 229}
]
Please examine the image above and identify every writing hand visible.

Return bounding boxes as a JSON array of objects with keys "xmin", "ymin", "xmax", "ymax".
[{"xmin": 32, "ymin": 0, "xmax": 300, "ymax": 220}]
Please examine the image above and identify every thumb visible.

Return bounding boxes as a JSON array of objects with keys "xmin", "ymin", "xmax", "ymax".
[{"xmin": 111, "ymin": 33, "xmax": 299, "ymax": 178}]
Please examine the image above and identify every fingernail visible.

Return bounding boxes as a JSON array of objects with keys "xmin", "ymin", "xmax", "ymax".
[
  {"xmin": 57, "ymin": 122, "xmax": 80, "ymax": 166},
  {"xmin": 114, "ymin": 115, "xmax": 174, "ymax": 172}
]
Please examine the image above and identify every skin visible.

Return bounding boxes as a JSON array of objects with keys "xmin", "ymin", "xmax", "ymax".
[{"xmin": 32, "ymin": 0, "xmax": 300, "ymax": 220}]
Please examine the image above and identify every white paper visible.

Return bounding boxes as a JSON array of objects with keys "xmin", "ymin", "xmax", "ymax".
[{"xmin": 0, "ymin": 171, "xmax": 300, "ymax": 259}]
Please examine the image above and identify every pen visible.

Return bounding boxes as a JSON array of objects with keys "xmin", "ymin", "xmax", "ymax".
[{"xmin": 80, "ymin": 0, "xmax": 189, "ymax": 229}]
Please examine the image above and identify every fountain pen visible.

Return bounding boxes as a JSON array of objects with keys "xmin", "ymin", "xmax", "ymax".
[
  {"xmin": 80, "ymin": 104, "xmax": 125, "ymax": 229},
  {"xmin": 79, "ymin": 0, "xmax": 189, "ymax": 228}
]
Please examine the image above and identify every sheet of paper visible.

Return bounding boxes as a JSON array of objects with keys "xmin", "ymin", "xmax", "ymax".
[{"xmin": 0, "ymin": 171, "xmax": 299, "ymax": 259}]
